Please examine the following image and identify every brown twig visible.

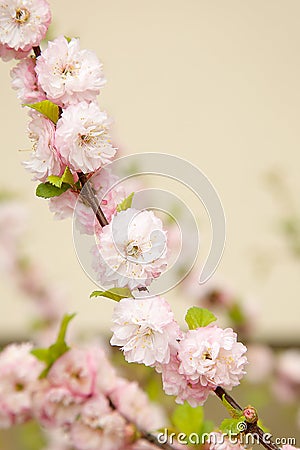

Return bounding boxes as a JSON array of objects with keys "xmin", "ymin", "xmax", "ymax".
[
  {"xmin": 32, "ymin": 45, "xmax": 41, "ymax": 58},
  {"xmin": 78, "ymin": 172, "xmax": 109, "ymax": 227},
  {"xmin": 214, "ymin": 387, "xmax": 281, "ymax": 450}
]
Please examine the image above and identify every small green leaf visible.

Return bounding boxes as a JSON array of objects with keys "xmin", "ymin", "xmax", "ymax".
[
  {"xmin": 64, "ymin": 35, "xmax": 72, "ymax": 43},
  {"xmin": 222, "ymin": 394, "xmax": 244, "ymax": 419},
  {"xmin": 116, "ymin": 192, "xmax": 134, "ymax": 212},
  {"xmin": 31, "ymin": 348, "xmax": 49, "ymax": 362},
  {"xmin": 185, "ymin": 307, "xmax": 217, "ymax": 330},
  {"xmin": 47, "ymin": 167, "xmax": 74, "ymax": 189},
  {"xmin": 61, "ymin": 166, "xmax": 74, "ymax": 185},
  {"xmin": 171, "ymin": 403, "xmax": 204, "ymax": 436},
  {"xmin": 90, "ymin": 287, "xmax": 133, "ymax": 302},
  {"xmin": 24, "ymin": 100, "xmax": 59, "ymax": 124},
  {"xmin": 219, "ymin": 417, "xmax": 246, "ymax": 436},
  {"xmin": 47, "ymin": 175, "xmax": 63, "ymax": 188},
  {"xmin": 36, "ymin": 182, "xmax": 70, "ymax": 199},
  {"xmin": 31, "ymin": 313, "xmax": 76, "ymax": 378}
]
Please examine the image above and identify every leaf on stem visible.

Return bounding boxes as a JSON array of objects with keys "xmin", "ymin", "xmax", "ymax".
[
  {"xmin": 90, "ymin": 287, "xmax": 133, "ymax": 302},
  {"xmin": 185, "ymin": 307, "xmax": 217, "ymax": 330},
  {"xmin": 36, "ymin": 182, "xmax": 70, "ymax": 198},
  {"xmin": 31, "ymin": 313, "xmax": 76, "ymax": 378},
  {"xmin": 116, "ymin": 192, "xmax": 134, "ymax": 212},
  {"xmin": 23, "ymin": 100, "xmax": 59, "ymax": 124},
  {"xmin": 48, "ymin": 167, "xmax": 74, "ymax": 188}
]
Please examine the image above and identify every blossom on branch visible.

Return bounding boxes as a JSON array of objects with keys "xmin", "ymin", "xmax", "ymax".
[
  {"xmin": 55, "ymin": 101, "xmax": 116, "ymax": 173},
  {"xmin": 35, "ymin": 36, "xmax": 105, "ymax": 107},
  {"xmin": 0, "ymin": 0, "xmax": 51, "ymax": 57},
  {"xmin": 111, "ymin": 296, "xmax": 180, "ymax": 366},
  {"xmin": 11, "ymin": 57, "xmax": 46, "ymax": 103},
  {"xmin": 23, "ymin": 111, "xmax": 64, "ymax": 181},
  {"xmin": 93, "ymin": 208, "xmax": 168, "ymax": 290},
  {"xmin": 177, "ymin": 325, "xmax": 247, "ymax": 391}
]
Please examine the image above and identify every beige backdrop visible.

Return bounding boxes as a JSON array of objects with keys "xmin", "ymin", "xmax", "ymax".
[{"xmin": 0, "ymin": 0, "xmax": 299, "ymax": 341}]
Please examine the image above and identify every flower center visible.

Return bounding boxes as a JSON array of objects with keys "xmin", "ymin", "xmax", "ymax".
[
  {"xmin": 126, "ymin": 241, "xmax": 142, "ymax": 258},
  {"xmin": 14, "ymin": 7, "xmax": 30, "ymax": 24},
  {"xmin": 61, "ymin": 64, "xmax": 76, "ymax": 77}
]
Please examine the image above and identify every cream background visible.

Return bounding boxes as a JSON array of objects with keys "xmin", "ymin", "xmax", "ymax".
[{"xmin": 0, "ymin": 0, "xmax": 299, "ymax": 341}]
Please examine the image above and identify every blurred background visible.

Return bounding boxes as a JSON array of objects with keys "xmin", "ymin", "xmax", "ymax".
[{"xmin": 0, "ymin": 0, "xmax": 299, "ymax": 447}]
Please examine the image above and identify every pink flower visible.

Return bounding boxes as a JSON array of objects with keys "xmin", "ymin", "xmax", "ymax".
[
  {"xmin": 177, "ymin": 325, "xmax": 247, "ymax": 392},
  {"xmin": 110, "ymin": 378, "xmax": 166, "ymax": 431},
  {"xmin": 36, "ymin": 36, "xmax": 105, "ymax": 107},
  {"xmin": 23, "ymin": 111, "xmax": 64, "ymax": 182},
  {"xmin": 207, "ymin": 432, "xmax": 246, "ymax": 450},
  {"xmin": 0, "ymin": 0, "xmax": 51, "ymax": 53},
  {"xmin": 0, "ymin": 43, "xmax": 30, "ymax": 61},
  {"xmin": 159, "ymin": 354, "xmax": 211, "ymax": 407},
  {"xmin": 49, "ymin": 190, "xmax": 78, "ymax": 220},
  {"xmin": 55, "ymin": 102, "xmax": 116, "ymax": 173},
  {"xmin": 32, "ymin": 380, "xmax": 84, "ymax": 428},
  {"xmin": 11, "ymin": 57, "xmax": 45, "ymax": 103},
  {"xmin": 70, "ymin": 396, "xmax": 126, "ymax": 450},
  {"xmin": 111, "ymin": 296, "xmax": 180, "ymax": 367},
  {"xmin": 47, "ymin": 347, "xmax": 101, "ymax": 398},
  {"xmin": 93, "ymin": 208, "xmax": 168, "ymax": 290},
  {"xmin": 0, "ymin": 343, "xmax": 43, "ymax": 427}
]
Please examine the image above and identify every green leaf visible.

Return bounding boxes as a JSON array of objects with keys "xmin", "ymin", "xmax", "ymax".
[
  {"xmin": 219, "ymin": 417, "xmax": 246, "ymax": 436},
  {"xmin": 90, "ymin": 287, "xmax": 133, "ymax": 302},
  {"xmin": 23, "ymin": 100, "xmax": 59, "ymax": 124},
  {"xmin": 171, "ymin": 403, "xmax": 204, "ymax": 436},
  {"xmin": 185, "ymin": 307, "xmax": 217, "ymax": 330},
  {"xmin": 31, "ymin": 313, "xmax": 76, "ymax": 378},
  {"xmin": 47, "ymin": 175, "xmax": 63, "ymax": 188},
  {"xmin": 47, "ymin": 167, "xmax": 74, "ymax": 188},
  {"xmin": 116, "ymin": 192, "xmax": 134, "ymax": 212},
  {"xmin": 222, "ymin": 394, "xmax": 244, "ymax": 419},
  {"xmin": 61, "ymin": 166, "xmax": 74, "ymax": 185},
  {"xmin": 36, "ymin": 182, "xmax": 70, "ymax": 199}
]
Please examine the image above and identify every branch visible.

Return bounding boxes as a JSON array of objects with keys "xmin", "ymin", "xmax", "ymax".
[
  {"xmin": 214, "ymin": 387, "xmax": 281, "ymax": 450},
  {"xmin": 32, "ymin": 45, "xmax": 41, "ymax": 58},
  {"xmin": 108, "ymin": 398, "xmax": 177, "ymax": 450},
  {"xmin": 78, "ymin": 172, "xmax": 109, "ymax": 227}
]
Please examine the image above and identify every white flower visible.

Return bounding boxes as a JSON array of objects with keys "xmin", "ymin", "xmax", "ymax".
[
  {"xmin": 0, "ymin": 0, "xmax": 51, "ymax": 52},
  {"xmin": 23, "ymin": 111, "xmax": 64, "ymax": 182},
  {"xmin": 55, "ymin": 102, "xmax": 116, "ymax": 173},
  {"xmin": 35, "ymin": 35, "xmax": 105, "ymax": 107},
  {"xmin": 93, "ymin": 208, "xmax": 167, "ymax": 290},
  {"xmin": 111, "ymin": 296, "xmax": 180, "ymax": 367}
]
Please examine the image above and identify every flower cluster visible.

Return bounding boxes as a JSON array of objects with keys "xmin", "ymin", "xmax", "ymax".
[
  {"xmin": 111, "ymin": 296, "xmax": 248, "ymax": 406},
  {"xmin": 3, "ymin": 2, "xmax": 169, "ymax": 293},
  {"xmin": 0, "ymin": 342, "xmax": 167, "ymax": 450}
]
